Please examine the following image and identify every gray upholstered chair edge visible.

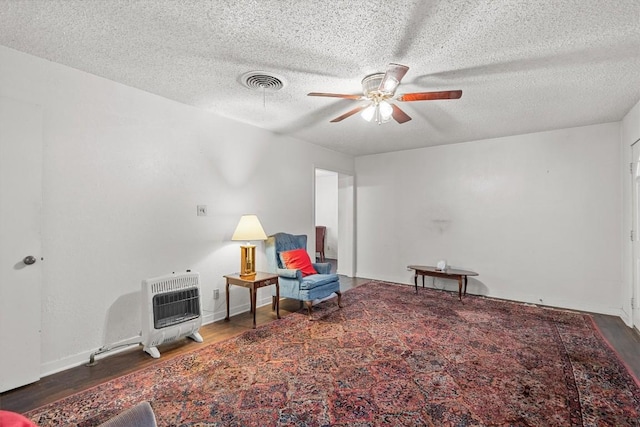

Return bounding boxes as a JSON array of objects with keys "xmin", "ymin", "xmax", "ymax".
[{"xmin": 97, "ymin": 401, "xmax": 157, "ymax": 427}]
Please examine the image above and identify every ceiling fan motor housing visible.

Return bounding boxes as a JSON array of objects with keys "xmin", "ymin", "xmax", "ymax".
[{"xmin": 361, "ymin": 73, "xmax": 386, "ymax": 96}]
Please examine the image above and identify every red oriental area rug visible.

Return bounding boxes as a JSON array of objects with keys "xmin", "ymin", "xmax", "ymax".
[{"xmin": 26, "ymin": 281, "xmax": 640, "ymax": 426}]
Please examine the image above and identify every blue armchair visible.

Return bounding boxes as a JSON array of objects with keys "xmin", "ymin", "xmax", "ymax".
[{"xmin": 265, "ymin": 232, "xmax": 342, "ymax": 318}]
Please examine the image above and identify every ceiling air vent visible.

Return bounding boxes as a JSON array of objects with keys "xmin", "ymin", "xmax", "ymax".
[{"xmin": 239, "ymin": 71, "xmax": 285, "ymax": 91}]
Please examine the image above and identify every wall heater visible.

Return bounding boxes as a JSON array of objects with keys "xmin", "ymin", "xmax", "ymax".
[
  {"xmin": 87, "ymin": 271, "xmax": 203, "ymax": 365},
  {"xmin": 141, "ymin": 271, "xmax": 203, "ymax": 358}
]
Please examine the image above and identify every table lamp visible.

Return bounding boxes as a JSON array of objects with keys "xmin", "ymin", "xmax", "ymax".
[{"xmin": 231, "ymin": 214, "xmax": 268, "ymax": 278}]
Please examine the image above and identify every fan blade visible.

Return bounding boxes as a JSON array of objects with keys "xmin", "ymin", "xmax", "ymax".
[
  {"xmin": 308, "ymin": 92, "xmax": 363, "ymax": 100},
  {"xmin": 378, "ymin": 63, "xmax": 410, "ymax": 93},
  {"xmin": 391, "ymin": 104, "xmax": 412, "ymax": 124},
  {"xmin": 397, "ymin": 90, "xmax": 462, "ymax": 102},
  {"xmin": 330, "ymin": 105, "xmax": 367, "ymax": 122}
]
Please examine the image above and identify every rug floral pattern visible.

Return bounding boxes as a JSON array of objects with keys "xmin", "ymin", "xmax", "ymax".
[{"xmin": 27, "ymin": 281, "xmax": 640, "ymax": 426}]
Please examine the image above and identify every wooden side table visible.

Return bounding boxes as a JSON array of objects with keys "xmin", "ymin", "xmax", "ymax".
[{"xmin": 223, "ymin": 272, "xmax": 280, "ymax": 329}]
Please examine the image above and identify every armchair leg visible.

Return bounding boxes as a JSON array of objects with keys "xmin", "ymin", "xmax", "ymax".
[
  {"xmin": 304, "ymin": 300, "xmax": 313, "ymax": 319},
  {"xmin": 304, "ymin": 291, "xmax": 341, "ymax": 320}
]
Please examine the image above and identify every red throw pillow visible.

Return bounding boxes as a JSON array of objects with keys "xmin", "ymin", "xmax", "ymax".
[
  {"xmin": 0, "ymin": 411, "xmax": 39, "ymax": 427},
  {"xmin": 279, "ymin": 248, "xmax": 317, "ymax": 277}
]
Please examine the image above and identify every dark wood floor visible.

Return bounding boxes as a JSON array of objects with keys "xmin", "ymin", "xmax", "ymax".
[
  {"xmin": 1, "ymin": 272, "xmax": 638, "ymax": 415},
  {"xmin": 592, "ymin": 313, "xmax": 640, "ymax": 379}
]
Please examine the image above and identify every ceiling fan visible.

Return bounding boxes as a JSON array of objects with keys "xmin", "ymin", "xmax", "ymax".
[{"xmin": 308, "ymin": 63, "xmax": 462, "ymax": 124}]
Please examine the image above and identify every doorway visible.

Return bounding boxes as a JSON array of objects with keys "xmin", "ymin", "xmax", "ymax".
[{"xmin": 314, "ymin": 168, "xmax": 355, "ymax": 277}]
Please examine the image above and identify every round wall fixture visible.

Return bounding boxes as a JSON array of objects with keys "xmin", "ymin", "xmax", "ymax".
[{"xmin": 239, "ymin": 71, "xmax": 286, "ymax": 91}]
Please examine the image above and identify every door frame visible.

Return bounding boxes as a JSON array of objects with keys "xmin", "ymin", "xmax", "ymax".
[{"xmin": 631, "ymin": 141, "xmax": 640, "ymax": 330}]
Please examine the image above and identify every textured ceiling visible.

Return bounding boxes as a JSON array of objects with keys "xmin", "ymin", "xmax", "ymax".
[{"xmin": 1, "ymin": 0, "xmax": 639, "ymax": 156}]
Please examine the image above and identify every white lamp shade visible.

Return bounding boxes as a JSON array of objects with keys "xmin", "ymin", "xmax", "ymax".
[{"xmin": 231, "ymin": 214, "xmax": 268, "ymax": 241}]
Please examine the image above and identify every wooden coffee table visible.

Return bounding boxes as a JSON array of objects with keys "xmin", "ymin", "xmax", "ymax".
[{"xmin": 407, "ymin": 265, "xmax": 478, "ymax": 301}]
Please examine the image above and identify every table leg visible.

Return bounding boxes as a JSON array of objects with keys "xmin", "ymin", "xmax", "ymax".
[
  {"xmin": 414, "ymin": 273, "xmax": 418, "ymax": 293},
  {"xmin": 251, "ymin": 285, "xmax": 257, "ymax": 329},
  {"xmin": 464, "ymin": 275, "xmax": 468, "ymax": 296},
  {"xmin": 225, "ymin": 282, "xmax": 230, "ymax": 322},
  {"xmin": 422, "ymin": 274, "xmax": 425, "ymax": 288},
  {"xmin": 457, "ymin": 276, "xmax": 463, "ymax": 301},
  {"xmin": 275, "ymin": 283, "xmax": 281, "ymax": 319}
]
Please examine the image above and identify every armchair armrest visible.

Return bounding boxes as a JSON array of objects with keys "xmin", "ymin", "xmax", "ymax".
[
  {"xmin": 277, "ymin": 268, "xmax": 303, "ymax": 280},
  {"xmin": 313, "ymin": 262, "xmax": 331, "ymax": 274}
]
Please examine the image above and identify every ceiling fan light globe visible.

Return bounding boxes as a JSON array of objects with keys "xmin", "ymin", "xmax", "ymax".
[
  {"xmin": 382, "ymin": 77, "xmax": 399, "ymax": 93},
  {"xmin": 361, "ymin": 105, "xmax": 376, "ymax": 122},
  {"xmin": 379, "ymin": 101, "xmax": 393, "ymax": 120}
]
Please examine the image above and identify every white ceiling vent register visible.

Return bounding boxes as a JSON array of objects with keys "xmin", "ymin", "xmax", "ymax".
[{"xmin": 239, "ymin": 71, "xmax": 286, "ymax": 91}]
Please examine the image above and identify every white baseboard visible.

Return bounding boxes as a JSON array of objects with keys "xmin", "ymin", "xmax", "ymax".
[
  {"xmin": 357, "ymin": 272, "xmax": 627, "ymax": 319},
  {"xmin": 39, "ymin": 302, "xmax": 260, "ymax": 379}
]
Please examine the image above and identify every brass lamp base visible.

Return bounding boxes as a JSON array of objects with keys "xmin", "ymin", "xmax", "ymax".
[{"xmin": 239, "ymin": 244, "xmax": 256, "ymax": 278}]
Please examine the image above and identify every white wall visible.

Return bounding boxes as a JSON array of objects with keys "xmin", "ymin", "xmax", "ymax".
[
  {"xmin": 315, "ymin": 171, "xmax": 338, "ymax": 259},
  {"xmin": 356, "ymin": 123, "xmax": 623, "ymax": 316},
  {"xmin": 0, "ymin": 46, "xmax": 354, "ymax": 375},
  {"xmin": 621, "ymin": 99, "xmax": 640, "ymax": 327}
]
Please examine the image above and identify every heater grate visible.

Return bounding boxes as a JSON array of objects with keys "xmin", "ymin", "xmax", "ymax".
[{"xmin": 152, "ymin": 288, "xmax": 200, "ymax": 329}]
